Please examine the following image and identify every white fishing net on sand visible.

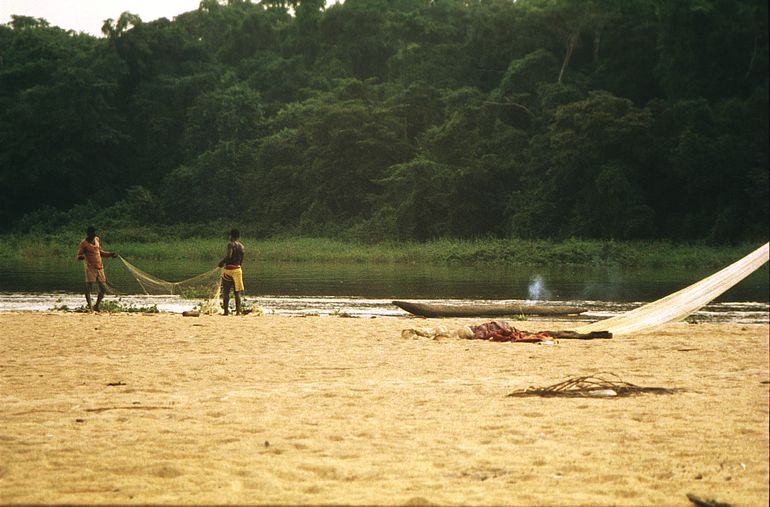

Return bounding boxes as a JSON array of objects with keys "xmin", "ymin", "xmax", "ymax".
[
  {"xmin": 119, "ymin": 256, "xmax": 222, "ymax": 314},
  {"xmin": 576, "ymin": 242, "xmax": 769, "ymax": 336}
]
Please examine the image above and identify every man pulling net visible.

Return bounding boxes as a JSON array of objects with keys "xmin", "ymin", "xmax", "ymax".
[
  {"xmin": 218, "ymin": 228, "xmax": 245, "ymax": 316},
  {"xmin": 75, "ymin": 226, "xmax": 118, "ymax": 312},
  {"xmin": 116, "ymin": 228, "xmax": 247, "ymax": 315}
]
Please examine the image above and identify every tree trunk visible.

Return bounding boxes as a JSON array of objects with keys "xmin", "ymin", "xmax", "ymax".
[
  {"xmin": 593, "ymin": 27, "xmax": 602, "ymax": 64},
  {"xmin": 558, "ymin": 31, "xmax": 580, "ymax": 83},
  {"xmin": 744, "ymin": 34, "xmax": 758, "ymax": 80}
]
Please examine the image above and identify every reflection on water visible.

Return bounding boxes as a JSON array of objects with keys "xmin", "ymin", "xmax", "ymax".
[{"xmin": 0, "ymin": 258, "xmax": 767, "ymax": 323}]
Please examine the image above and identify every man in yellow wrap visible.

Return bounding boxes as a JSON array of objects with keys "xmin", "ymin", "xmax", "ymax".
[{"xmin": 218, "ymin": 228, "xmax": 245, "ymax": 315}]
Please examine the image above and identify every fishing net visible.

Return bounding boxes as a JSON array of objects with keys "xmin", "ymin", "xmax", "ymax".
[
  {"xmin": 118, "ymin": 256, "xmax": 222, "ymax": 314},
  {"xmin": 576, "ymin": 242, "xmax": 769, "ymax": 336}
]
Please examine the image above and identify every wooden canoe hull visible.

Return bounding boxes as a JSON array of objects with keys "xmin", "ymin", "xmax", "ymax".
[{"xmin": 392, "ymin": 300, "xmax": 584, "ymax": 318}]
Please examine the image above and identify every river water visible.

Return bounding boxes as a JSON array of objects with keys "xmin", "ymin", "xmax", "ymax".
[{"xmin": 0, "ymin": 258, "xmax": 767, "ymax": 323}]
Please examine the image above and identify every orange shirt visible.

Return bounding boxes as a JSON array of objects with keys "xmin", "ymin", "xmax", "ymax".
[{"xmin": 76, "ymin": 237, "xmax": 109, "ymax": 269}]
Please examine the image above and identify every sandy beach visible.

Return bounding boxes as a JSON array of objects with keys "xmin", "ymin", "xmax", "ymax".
[{"xmin": 1, "ymin": 311, "xmax": 767, "ymax": 506}]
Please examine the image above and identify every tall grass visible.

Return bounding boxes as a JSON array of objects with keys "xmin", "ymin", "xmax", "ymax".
[{"xmin": 0, "ymin": 231, "xmax": 763, "ymax": 269}]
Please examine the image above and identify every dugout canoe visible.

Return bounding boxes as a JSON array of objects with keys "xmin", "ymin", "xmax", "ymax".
[{"xmin": 392, "ymin": 300, "xmax": 584, "ymax": 318}]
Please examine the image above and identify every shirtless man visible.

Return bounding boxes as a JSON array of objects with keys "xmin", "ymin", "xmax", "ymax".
[
  {"xmin": 75, "ymin": 226, "xmax": 117, "ymax": 312},
  {"xmin": 218, "ymin": 228, "xmax": 245, "ymax": 315}
]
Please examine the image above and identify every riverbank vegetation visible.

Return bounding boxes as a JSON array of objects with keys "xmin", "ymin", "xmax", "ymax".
[
  {"xmin": 1, "ymin": 0, "xmax": 767, "ymax": 244},
  {"xmin": 0, "ymin": 231, "xmax": 762, "ymax": 269}
]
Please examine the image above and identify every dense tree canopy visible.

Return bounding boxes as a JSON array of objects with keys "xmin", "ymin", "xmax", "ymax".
[{"xmin": 1, "ymin": 0, "xmax": 767, "ymax": 243}]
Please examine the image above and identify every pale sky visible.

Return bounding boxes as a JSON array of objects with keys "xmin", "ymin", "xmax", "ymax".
[{"xmin": 0, "ymin": 1, "xmax": 204, "ymax": 37}]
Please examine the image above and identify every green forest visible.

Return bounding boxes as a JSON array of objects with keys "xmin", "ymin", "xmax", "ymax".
[{"xmin": 1, "ymin": 0, "xmax": 768, "ymax": 244}]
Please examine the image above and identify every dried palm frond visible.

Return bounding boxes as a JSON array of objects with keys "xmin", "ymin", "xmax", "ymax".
[{"xmin": 507, "ymin": 372, "xmax": 680, "ymax": 398}]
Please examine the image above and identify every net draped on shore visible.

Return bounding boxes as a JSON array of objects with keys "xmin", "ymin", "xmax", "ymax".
[
  {"xmin": 118, "ymin": 256, "xmax": 222, "ymax": 312},
  {"xmin": 576, "ymin": 242, "xmax": 769, "ymax": 336}
]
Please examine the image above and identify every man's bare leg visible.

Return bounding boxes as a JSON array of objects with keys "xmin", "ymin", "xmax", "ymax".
[
  {"xmin": 234, "ymin": 291, "xmax": 242, "ymax": 315},
  {"xmin": 94, "ymin": 283, "xmax": 106, "ymax": 312},
  {"xmin": 84, "ymin": 283, "xmax": 94, "ymax": 311},
  {"xmin": 222, "ymin": 289, "xmax": 231, "ymax": 315}
]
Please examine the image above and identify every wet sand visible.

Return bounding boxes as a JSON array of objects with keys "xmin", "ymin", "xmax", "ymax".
[{"xmin": 1, "ymin": 312, "xmax": 768, "ymax": 505}]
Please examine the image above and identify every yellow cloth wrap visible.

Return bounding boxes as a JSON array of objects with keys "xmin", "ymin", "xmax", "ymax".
[{"xmin": 222, "ymin": 266, "xmax": 244, "ymax": 292}]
